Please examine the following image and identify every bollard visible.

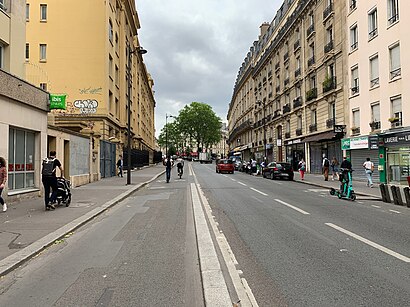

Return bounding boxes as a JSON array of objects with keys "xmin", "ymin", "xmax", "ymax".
[
  {"xmin": 379, "ymin": 184, "xmax": 388, "ymax": 203},
  {"xmin": 404, "ymin": 187, "xmax": 410, "ymax": 208},
  {"xmin": 381, "ymin": 184, "xmax": 391, "ymax": 203},
  {"xmin": 391, "ymin": 185, "xmax": 404, "ymax": 206}
]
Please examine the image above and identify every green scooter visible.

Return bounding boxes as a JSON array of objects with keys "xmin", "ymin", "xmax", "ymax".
[{"xmin": 330, "ymin": 168, "xmax": 356, "ymax": 201}]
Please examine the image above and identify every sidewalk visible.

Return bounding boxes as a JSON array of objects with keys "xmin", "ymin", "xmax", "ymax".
[
  {"xmin": 0, "ymin": 164, "xmax": 165, "ymax": 276},
  {"xmin": 293, "ymin": 171, "xmax": 382, "ymax": 199}
]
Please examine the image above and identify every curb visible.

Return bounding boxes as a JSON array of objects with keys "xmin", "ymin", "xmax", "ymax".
[
  {"xmin": 294, "ymin": 179, "xmax": 382, "ymax": 200},
  {"xmin": 0, "ymin": 170, "xmax": 165, "ymax": 277}
]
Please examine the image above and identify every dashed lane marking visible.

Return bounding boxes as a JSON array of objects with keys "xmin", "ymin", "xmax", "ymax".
[
  {"xmin": 274, "ymin": 199, "xmax": 310, "ymax": 215},
  {"xmin": 250, "ymin": 187, "xmax": 268, "ymax": 196},
  {"xmin": 389, "ymin": 210, "xmax": 401, "ymax": 214}
]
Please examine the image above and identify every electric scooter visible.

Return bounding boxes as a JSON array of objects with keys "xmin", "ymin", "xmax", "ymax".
[{"xmin": 329, "ymin": 168, "xmax": 356, "ymax": 201}]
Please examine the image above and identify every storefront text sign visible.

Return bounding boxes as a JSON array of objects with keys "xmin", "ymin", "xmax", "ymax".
[
  {"xmin": 286, "ymin": 138, "xmax": 302, "ymax": 145},
  {"xmin": 341, "ymin": 136, "xmax": 369, "ymax": 150},
  {"xmin": 49, "ymin": 94, "xmax": 67, "ymax": 110},
  {"xmin": 368, "ymin": 136, "xmax": 379, "ymax": 150},
  {"xmin": 334, "ymin": 125, "xmax": 346, "ymax": 133},
  {"xmin": 341, "ymin": 138, "xmax": 350, "ymax": 150},
  {"xmin": 383, "ymin": 132, "xmax": 410, "ymax": 145}
]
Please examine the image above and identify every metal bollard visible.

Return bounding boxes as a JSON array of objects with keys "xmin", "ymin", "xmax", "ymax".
[
  {"xmin": 391, "ymin": 185, "xmax": 404, "ymax": 206},
  {"xmin": 404, "ymin": 187, "xmax": 410, "ymax": 208},
  {"xmin": 379, "ymin": 184, "xmax": 388, "ymax": 203}
]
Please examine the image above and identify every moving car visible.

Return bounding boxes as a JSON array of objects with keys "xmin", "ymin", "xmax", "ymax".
[
  {"xmin": 262, "ymin": 162, "xmax": 294, "ymax": 180},
  {"xmin": 216, "ymin": 159, "xmax": 235, "ymax": 174},
  {"xmin": 228, "ymin": 156, "xmax": 242, "ymax": 170}
]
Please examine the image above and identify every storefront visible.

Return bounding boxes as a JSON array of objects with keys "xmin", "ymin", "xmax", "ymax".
[
  {"xmin": 380, "ymin": 129, "xmax": 410, "ymax": 184},
  {"xmin": 285, "ymin": 138, "xmax": 305, "ymax": 171},
  {"xmin": 304, "ymin": 131, "xmax": 343, "ymax": 174},
  {"xmin": 342, "ymin": 136, "xmax": 380, "ymax": 183}
]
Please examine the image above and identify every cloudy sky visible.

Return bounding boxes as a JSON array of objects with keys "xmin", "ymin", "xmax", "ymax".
[{"xmin": 137, "ymin": 0, "xmax": 282, "ymax": 137}]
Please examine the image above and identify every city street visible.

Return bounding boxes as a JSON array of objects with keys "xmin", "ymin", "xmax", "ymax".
[{"xmin": 0, "ymin": 162, "xmax": 409, "ymax": 306}]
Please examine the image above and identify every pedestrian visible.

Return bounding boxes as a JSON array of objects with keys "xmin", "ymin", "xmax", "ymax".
[
  {"xmin": 117, "ymin": 155, "xmax": 123, "ymax": 177},
  {"xmin": 41, "ymin": 151, "xmax": 64, "ymax": 210},
  {"xmin": 331, "ymin": 157, "xmax": 339, "ymax": 181},
  {"xmin": 363, "ymin": 157, "xmax": 374, "ymax": 187},
  {"xmin": 0, "ymin": 157, "xmax": 8, "ymax": 212},
  {"xmin": 251, "ymin": 159, "xmax": 257, "ymax": 174},
  {"xmin": 340, "ymin": 156, "xmax": 352, "ymax": 170},
  {"xmin": 298, "ymin": 158, "xmax": 306, "ymax": 180},
  {"xmin": 164, "ymin": 155, "xmax": 173, "ymax": 183},
  {"xmin": 322, "ymin": 155, "xmax": 330, "ymax": 181}
]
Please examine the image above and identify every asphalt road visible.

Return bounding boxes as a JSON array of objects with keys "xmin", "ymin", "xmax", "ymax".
[
  {"xmin": 0, "ymin": 170, "xmax": 204, "ymax": 307},
  {"xmin": 192, "ymin": 162, "xmax": 410, "ymax": 306}
]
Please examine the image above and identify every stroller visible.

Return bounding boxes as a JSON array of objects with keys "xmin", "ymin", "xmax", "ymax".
[{"xmin": 56, "ymin": 177, "xmax": 72, "ymax": 206}]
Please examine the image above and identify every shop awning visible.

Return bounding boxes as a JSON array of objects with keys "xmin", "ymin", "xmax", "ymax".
[{"xmin": 304, "ymin": 131, "xmax": 337, "ymax": 143}]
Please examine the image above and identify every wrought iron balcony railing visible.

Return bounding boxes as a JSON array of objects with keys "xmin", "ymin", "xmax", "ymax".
[
  {"xmin": 306, "ymin": 88, "xmax": 317, "ymax": 102},
  {"xmin": 323, "ymin": 3, "xmax": 333, "ymax": 20},
  {"xmin": 283, "ymin": 104, "xmax": 291, "ymax": 114},
  {"xmin": 324, "ymin": 40, "xmax": 334, "ymax": 53},
  {"xmin": 309, "ymin": 123, "xmax": 317, "ymax": 133},
  {"xmin": 326, "ymin": 118, "xmax": 335, "ymax": 128},
  {"xmin": 293, "ymin": 96, "xmax": 302, "ymax": 108}
]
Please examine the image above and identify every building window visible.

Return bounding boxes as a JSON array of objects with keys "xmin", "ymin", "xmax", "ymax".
[
  {"xmin": 26, "ymin": 3, "xmax": 30, "ymax": 20},
  {"xmin": 350, "ymin": 24, "xmax": 358, "ymax": 51},
  {"xmin": 25, "ymin": 43, "xmax": 30, "ymax": 60},
  {"xmin": 352, "ymin": 109, "xmax": 360, "ymax": 132},
  {"xmin": 350, "ymin": 0, "xmax": 357, "ymax": 12},
  {"xmin": 40, "ymin": 83, "xmax": 47, "ymax": 91},
  {"xmin": 390, "ymin": 96, "xmax": 402, "ymax": 127},
  {"xmin": 39, "ymin": 44, "xmax": 47, "ymax": 61},
  {"xmin": 351, "ymin": 66, "xmax": 359, "ymax": 95},
  {"xmin": 0, "ymin": 0, "xmax": 6, "ymax": 11},
  {"xmin": 329, "ymin": 102, "xmax": 336, "ymax": 120},
  {"xmin": 371, "ymin": 103, "xmax": 380, "ymax": 129},
  {"xmin": 115, "ymin": 65, "xmax": 119, "ymax": 86},
  {"xmin": 369, "ymin": 55, "xmax": 379, "ymax": 88},
  {"xmin": 108, "ymin": 91, "xmax": 113, "ymax": 114},
  {"xmin": 40, "ymin": 4, "xmax": 47, "ymax": 21},
  {"xmin": 388, "ymin": 0, "xmax": 399, "ymax": 25},
  {"xmin": 109, "ymin": 19, "xmax": 113, "ymax": 43},
  {"xmin": 389, "ymin": 43, "xmax": 401, "ymax": 79},
  {"xmin": 297, "ymin": 115, "xmax": 302, "ymax": 129},
  {"xmin": 368, "ymin": 8, "xmax": 378, "ymax": 39},
  {"xmin": 8, "ymin": 128, "xmax": 36, "ymax": 191}
]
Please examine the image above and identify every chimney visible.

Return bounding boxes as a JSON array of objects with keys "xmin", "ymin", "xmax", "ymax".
[{"xmin": 259, "ymin": 22, "xmax": 270, "ymax": 38}]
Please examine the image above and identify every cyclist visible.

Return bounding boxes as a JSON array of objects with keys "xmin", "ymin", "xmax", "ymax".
[{"xmin": 176, "ymin": 156, "xmax": 184, "ymax": 178}]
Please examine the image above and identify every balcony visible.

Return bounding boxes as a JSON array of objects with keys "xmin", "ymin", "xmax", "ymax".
[
  {"xmin": 294, "ymin": 39, "xmax": 300, "ymax": 52},
  {"xmin": 268, "ymin": 92, "xmax": 273, "ymax": 98},
  {"xmin": 309, "ymin": 123, "xmax": 317, "ymax": 133},
  {"xmin": 268, "ymin": 71, "xmax": 272, "ymax": 79},
  {"xmin": 369, "ymin": 28, "xmax": 378, "ymax": 39},
  {"xmin": 273, "ymin": 109, "xmax": 281, "ymax": 119},
  {"xmin": 275, "ymin": 62, "xmax": 280, "ymax": 71},
  {"xmin": 323, "ymin": 3, "xmax": 333, "ymax": 20},
  {"xmin": 326, "ymin": 118, "xmax": 335, "ymax": 128},
  {"xmin": 388, "ymin": 13, "xmax": 399, "ymax": 25},
  {"xmin": 293, "ymin": 96, "xmax": 302, "ymax": 108},
  {"xmin": 285, "ymin": 132, "xmax": 291, "ymax": 139},
  {"xmin": 308, "ymin": 56, "xmax": 315, "ymax": 67},
  {"xmin": 351, "ymin": 41, "xmax": 358, "ymax": 51},
  {"xmin": 370, "ymin": 77, "xmax": 379, "ymax": 88},
  {"xmin": 351, "ymin": 86, "xmax": 359, "ymax": 96},
  {"xmin": 296, "ymin": 128, "xmax": 302, "ymax": 136},
  {"xmin": 269, "ymin": 137, "xmax": 273, "ymax": 142},
  {"xmin": 307, "ymin": 24, "xmax": 315, "ymax": 38},
  {"xmin": 324, "ymin": 40, "xmax": 334, "ymax": 53},
  {"xmin": 276, "ymin": 85, "xmax": 280, "ymax": 93},
  {"xmin": 283, "ymin": 52, "xmax": 289, "ymax": 62},
  {"xmin": 390, "ymin": 68, "xmax": 401, "ymax": 80},
  {"xmin": 350, "ymin": 0, "xmax": 356, "ymax": 11},
  {"xmin": 284, "ymin": 78, "xmax": 290, "ymax": 87},
  {"xmin": 306, "ymin": 88, "xmax": 318, "ymax": 102},
  {"xmin": 351, "ymin": 127, "xmax": 360, "ymax": 135},
  {"xmin": 294, "ymin": 68, "xmax": 301, "ymax": 78},
  {"xmin": 283, "ymin": 104, "xmax": 291, "ymax": 114},
  {"xmin": 369, "ymin": 121, "xmax": 381, "ymax": 131},
  {"xmin": 323, "ymin": 76, "xmax": 337, "ymax": 93},
  {"xmin": 389, "ymin": 115, "xmax": 402, "ymax": 128}
]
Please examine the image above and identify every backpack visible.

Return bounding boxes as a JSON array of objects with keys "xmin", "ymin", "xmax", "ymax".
[
  {"xmin": 42, "ymin": 158, "xmax": 56, "ymax": 176},
  {"xmin": 324, "ymin": 158, "xmax": 330, "ymax": 167}
]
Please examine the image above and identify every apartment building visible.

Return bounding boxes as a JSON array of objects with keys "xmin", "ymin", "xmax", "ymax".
[
  {"xmin": 0, "ymin": 0, "xmax": 49, "ymax": 200},
  {"xmin": 25, "ymin": 0, "xmax": 156, "ymax": 172},
  {"xmin": 228, "ymin": 0, "xmax": 348, "ymax": 173},
  {"xmin": 345, "ymin": 0, "xmax": 409, "ymax": 184}
]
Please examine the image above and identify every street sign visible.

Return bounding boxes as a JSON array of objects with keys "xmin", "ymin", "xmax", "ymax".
[
  {"xmin": 49, "ymin": 94, "xmax": 67, "ymax": 110},
  {"xmin": 334, "ymin": 125, "xmax": 346, "ymax": 133}
]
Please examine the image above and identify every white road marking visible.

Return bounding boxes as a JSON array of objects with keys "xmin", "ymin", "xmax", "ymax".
[
  {"xmin": 372, "ymin": 205, "xmax": 381, "ymax": 208},
  {"xmin": 307, "ymin": 189, "xmax": 330, "ymax": 193},
  {"xmin": 250, "ymin": 187, "xmax": 268, "ymax": 196},
  {"xmin": 389, "ymin": 210, "xmax": 401, "ymax": 214},
  {"xmin": 272, "ymin": 181, "xmax": 282, "ymax": 185},
  {"xmin": 274, "ymin": 199, "xmax": 310, "ymax": 215},
  {"xmin": 325, "ymin": 223, "xmax": 410, "ymax": 263},
  {"xmin": 237, "ymin": 181, "xmax": 247, "ymax": 186}
]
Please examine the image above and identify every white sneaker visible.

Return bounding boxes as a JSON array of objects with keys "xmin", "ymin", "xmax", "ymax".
[{"xmin": 2, "ymin": 203, "xmax": 7, "ymax": 212}]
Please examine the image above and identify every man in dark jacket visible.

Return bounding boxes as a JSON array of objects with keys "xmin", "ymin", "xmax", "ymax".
[{"xmin": 41, "ymin": 151, "xmax": 63, "ymax": 210}]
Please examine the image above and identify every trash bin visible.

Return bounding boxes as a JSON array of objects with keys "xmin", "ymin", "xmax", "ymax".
[{"xmin": 407, "ymin": 176, "xmax": 410, "ymax": 187}]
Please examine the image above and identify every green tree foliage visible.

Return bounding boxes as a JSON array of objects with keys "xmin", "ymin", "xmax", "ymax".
[
  {"xmin": 158, "ymin": 102, "xmax": 222, "ymax": 154},
  {"xmin": 178, "ymin": 102, "xmax": 222, "ymax": 151}
]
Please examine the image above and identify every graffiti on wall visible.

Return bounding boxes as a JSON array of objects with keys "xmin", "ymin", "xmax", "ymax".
[
  {"xmin": 79, "ymin": 87, "xmax": 102, "ymax": 95},
  {"xmin": 73, "ymin": 99, "xmax": 98, "ymax": 114}
]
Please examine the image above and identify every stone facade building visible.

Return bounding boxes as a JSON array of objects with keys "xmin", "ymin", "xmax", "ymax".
[{"xmin": 228, "ymin": 0, "xmax": 348, "ymax": 173}]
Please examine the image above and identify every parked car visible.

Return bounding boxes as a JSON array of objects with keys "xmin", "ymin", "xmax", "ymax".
[
  {"xmin": 228, "ymin": 156, "xmax": 242, "ymax": 170},
  {"xmin": 262, "ymin": 162, "xmax": 294, "ymax": 180},
  {"xmin": 216, "ymin": 159, "xmax": 235, "ymax": 174}
]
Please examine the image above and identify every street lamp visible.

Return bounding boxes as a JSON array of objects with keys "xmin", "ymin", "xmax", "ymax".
[
  {"xmin": 256, "ymin": 100, "xmax": 267, "ymax": 163},
  {"xmin": 126, "ymin": 44, "xmax": 147, "ymax": 185},
  {"xmin": 165, "ymin": 114, "xmax": 175, "ymax": 157}
]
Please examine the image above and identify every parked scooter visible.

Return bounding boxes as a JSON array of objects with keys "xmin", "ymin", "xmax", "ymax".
[{"xmin": 329, "ymin": 168, "xmax": 356, "ymax": 201}]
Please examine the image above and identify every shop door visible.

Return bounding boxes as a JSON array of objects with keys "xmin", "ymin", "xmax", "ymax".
[
  {"xmin": 350, "ymin": 150, "xmax": 379, "ymax": 183},
  {"xmin": 310, "ymin": 144, "xmax": 322, "ymax": 174}
]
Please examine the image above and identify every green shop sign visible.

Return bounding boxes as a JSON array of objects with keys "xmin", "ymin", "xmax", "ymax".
[
  {"xmin": 341, "ymin": 138, "xmax": 350, "ymax": 150},
  {"xmin": 49, "ymin": 94, "xmax": 67, "ymax": 110}
]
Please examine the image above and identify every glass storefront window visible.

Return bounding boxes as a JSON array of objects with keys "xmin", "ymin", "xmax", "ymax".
[
  {"xmin": 8, "ymin": 128, "xmax": 36, "ymax": 190},
  {"xmin": 387, "ymin": 148, "xmax": 410, "ymax": 183}
]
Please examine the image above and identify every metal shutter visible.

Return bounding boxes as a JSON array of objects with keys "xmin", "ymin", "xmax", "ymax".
[{"xmin": 350, "ymin": 149, "xmax": 379, "ymax": 183}]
